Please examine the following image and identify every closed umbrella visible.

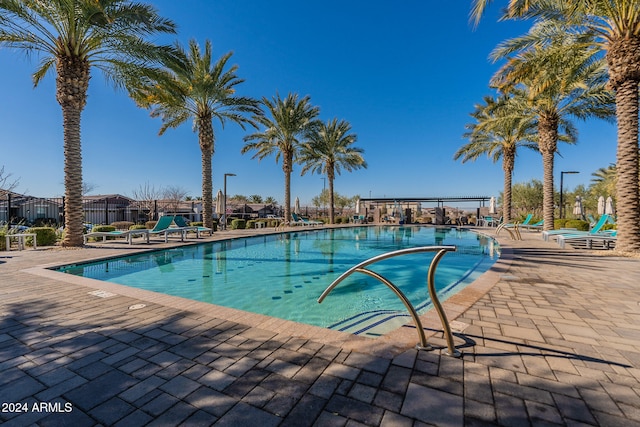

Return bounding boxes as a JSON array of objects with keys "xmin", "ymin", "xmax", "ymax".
[
  {"xmin": 355, "ymin": 199, "xmax": 360, "ymax": 215},
  {"xmin": 216, "ymin": 189, "xmax": 223, "ymax": 218},
  {"xmin": 294, "ymin": 197, "xmax": 300, "ymax": 215},
  {"xmin": 605, "ymin": 196, "xmax": 614, "ymax": 215},
  {"xmin": 572, "ymin": 196, "xmax": 583, "ymax": 218},
  {"xmin": 489, "ymin": 196, "xmax": 497, "ymax": 214},
  {"xmin": 597, "ymin": 196, "xmax": 605, "ymax": 215}
]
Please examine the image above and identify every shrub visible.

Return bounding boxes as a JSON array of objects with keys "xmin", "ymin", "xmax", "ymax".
[
  {"xmin": 246, "ymin": 220, "xmax": 257, "ymax": 229},
  {"xmin": 130, "ymin": 224, "xmax": 147, "ymax": 230},
  {"xmin": 26, "ymin": 227, "xmax": 58, "ymax": 246},
  {"xmin": 0, "ymin": 229, "xmax": 5, "ymax": 251},
  {"xmin": 602, "ymin": 223, "xmax": 616, "ymax": 231},
  {"xmin": 33, "ymin": 218, "xmax": 59, "ymax": 227},
  {"xmin": 554, "ymin": 219, "xmax": 569, "ymax": 229},
  {"xmin": 231, "ymin": 219, "xmax": 246, "ymax": 229},
  {"xmin": 145, "ymin": 221, "xmax": 157, "ymax": 229},
  {"xmin": 93, "ymin": 225, "xmax": 116, "ymax": 233},
  {"xmin": 111, "ymin": 221, "xmax": 134, "ymax": 230},
  {"xmin": 563, "ymin": 220, "xmax": 589, "ymax": 231},
  {"xmin": 268, "ymin": 219, "xmax": 279, "ymax": 228},
  {"xmin": 334, "ymin": 217, "xmax": 343, "ymax": 224}
]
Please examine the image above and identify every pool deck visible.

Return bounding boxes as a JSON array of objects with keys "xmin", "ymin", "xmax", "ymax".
[{"xmin": 1, "ymin": 225, "xmax": 639, "ymax": 426}]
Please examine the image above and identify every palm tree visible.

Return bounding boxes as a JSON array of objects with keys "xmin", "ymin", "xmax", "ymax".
[
  {"xmin": 471, "ymin": 0, "xmax": 640, "ymax": 251},
  {"xmin": 131, "ymin": 39, "xmax": 260, "ymax": 229},
  {"xmin": 0, "ymin": 0, "xmax": 176, "ymax": 246},
  {"xmin": 298, "ymin": 119, "xmax": 367, "ymax": 224},
  {"xmin": 490, "ymin": 19, "xmax": 615, "ymax": 230},
  {"xmin": 242, "ymin": 93, "xmax": 320, "ymax": 224},
  {"xmin": 456, "ymin": 91, "xmax": 538, "ymax": 223}
]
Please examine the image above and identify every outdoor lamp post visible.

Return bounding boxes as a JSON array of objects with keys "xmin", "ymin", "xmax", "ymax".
[
  {"xmin": 560, "ymin": 171, "xmax": 579, "ymax": 219},
  {"xmin": 223, "ymin": 173, "xmax": 236, "ymax": 230}
]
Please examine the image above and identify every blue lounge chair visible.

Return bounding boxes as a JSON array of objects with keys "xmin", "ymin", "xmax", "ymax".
[
  {"xmin": 148, "ymin": 216, "xmax": 187, "ymax": 242},
  {"xmin": 520, "ymin": 218, "xmax": 544, "ymax": 231},
  {"xmin": 173, "ymin": 216, "xmax": 212, "ymax": 237},
  {"xmin": 83, "ymin": 228, "xmax": 150, "ymax": 245},
  {"xmin": 558, "ymin": 230, "xmax": 617, "ymax": 249},
  {"xmin": 542, "ymin": 214, "xmax": 612, "ymax": 241}
]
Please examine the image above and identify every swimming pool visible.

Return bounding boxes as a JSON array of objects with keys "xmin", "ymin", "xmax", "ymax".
[{"xmin": 58, "ymin": 226, "xmax": 499, "ymax": 337}]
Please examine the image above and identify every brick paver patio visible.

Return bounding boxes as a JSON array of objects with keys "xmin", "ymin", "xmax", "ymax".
[{"xmin": 1, "ymin": 226, "xmax": 639, "ymax": 426}]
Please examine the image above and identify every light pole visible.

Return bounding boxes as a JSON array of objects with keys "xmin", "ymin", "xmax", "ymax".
[
  {"xmin": 223, "ymin": 173, "xmax": 236, "ymax": 230},
  {"xmin": 559, "ymin": 171, "xmax": 579, "ymax": 219}
]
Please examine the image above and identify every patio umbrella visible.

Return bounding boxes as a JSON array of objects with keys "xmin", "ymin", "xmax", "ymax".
[
  {"xmin": 572, "ymin": 196, "xmax": 583, "ymax": 217},
  {"xmin": 355, "ymin": 199, "xmax": 360, "ymax": 215},
  {"xmin": 216, "ymin": 189, "xmax": 223, "ymax": 217},
  {"xmin": 597, "ymin": 196, "xmax": 605, "ymax": 215},
  {"xmin": 605, "ymin": 196, "xmax": 614, "ymax": 215},
  {"xmin": 489, "ymin": 196, "xmax": 497, "ymax": 214},
  {"xmin": 294, "ymin": 197, "xmax": 300, "ymax": 215}
]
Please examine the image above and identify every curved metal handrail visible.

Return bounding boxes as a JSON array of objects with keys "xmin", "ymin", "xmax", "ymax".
[
  {"xmin": 318, "ymin": 246, "xmax": 462, "ymax": 357},
  {"xmin": 496, "ymin": 222, "xmax": 522, "ymax": 240}
]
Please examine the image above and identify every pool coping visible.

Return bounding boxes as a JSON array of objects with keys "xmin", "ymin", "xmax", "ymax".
[{"xmin": 20, "ymin": 225, "xmax": 513, "ymax": 359}]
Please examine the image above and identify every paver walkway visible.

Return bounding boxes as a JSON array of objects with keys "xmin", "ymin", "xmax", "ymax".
[{"xmin": 1, "ymin": 227, "xmax": 639, "ymax": 426}]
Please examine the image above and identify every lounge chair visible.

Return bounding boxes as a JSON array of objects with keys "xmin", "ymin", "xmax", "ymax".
[
  {"xmin": 520, "ymin": 218, "xmax": 544, "ymax": 231},
  {"xmin": 542, "ymin": 214, "xmax": 612, "ymax": 241},
  {"xmin": 148, "ymin": 216, "xmax": 188, "ymax": 243},
  {"xmin": 83, "ymin": 228, "xmax": 150, "ymax": 245},
  {"xmin": 292, "ymin": 213, "xmax": 320, "ymax": 226},
  {"xmin": 173, "ymin": 216, "xmax": 213, "ymax": 237},
  {"xmin": 558, "ymin": 230, "xmax": 617, "ymax": 249}
]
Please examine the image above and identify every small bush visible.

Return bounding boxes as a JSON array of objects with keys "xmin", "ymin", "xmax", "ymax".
[
  {"xmin": 111, "ymin": 221, "xmax": 134, "ymax": 230},
  {"xmin": 32, "ymin": 218, "xmax": 59, "ymax": 227},
  {"xmin": 26, "ymin": 227, "xmax": 58, "ymax": 246},
  {"xmin": 130, "ymin": 224, "xmax": 147, "ymax": 230},
  {"xmin": 246, "ymin": 220, "xmax": 257, "ymax": 229},
  {"xmin": 93, "ymin": 225, "xmax": 116, "ymax": 233},
  {"xmin": 231, "ymin": 219, "xmax": 246, "ymax": 229},
  {"xmin": 145, "ymin": 221, "xmax": 157, "ymax": 229},
  {"xmin": 563, "ymin": 219, "xmax": 589, "ymax": 231},
  {"xmin": 554, "ymin": 219, "xmax": 569, "ymax": 229},
  {"xmin": 602, "ymin": 223, "xmax": 616, "ymax": 231},
  {"xmin": 0, "ymin": 229, "xmax": 6, "ymax": 250},
  {"xmin": 335, "ymin": 217, "xmax": 343, "ymax": 224}
]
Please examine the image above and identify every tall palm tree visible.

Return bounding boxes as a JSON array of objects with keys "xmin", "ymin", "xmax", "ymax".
[
  {"xmin": 130, "ymin": 39, "xmax": 261, "ymax": 229},
  {"xmin": 490, "ymin": 19, "xmax": 615, "ymax": 230},
  {"xmin": 0, "ymin": 0, "xmax": 176, "ymax": 246},
  {"xmin": 472, "ymin": 0, "xmax": 640, "ymax": 251},
  {"xmin": 456, "ymin": 91, "xmax": 538, "ymax": 223},
  {"xmin": 298, "ymin": 118, "xmax": 367, "ymax": 224},
  {"xmin": 241, "ymin": 93, "xmax": 320, "ymax": 224}
]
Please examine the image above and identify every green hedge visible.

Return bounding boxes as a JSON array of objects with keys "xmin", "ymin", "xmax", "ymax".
[
  {"xmin": 246, "ymin": 220, "xmax": 257, "ymax": 229},
  {"xmin": 563, "ymin": 220, "xmax": 589, "ymax": 231},
  {"xmin": 93, "ymin": 225, "xmax": 116, "ymax": 233},
  {"xmin": 25, "ymin": 227, "xmax": 58, "ymax": 246},
  {"xmin": 130, "ymin": 224, "xmax": 147, "ymax": 230},
  {"xmin": 0, "ymin": 229, "xmax": 5, "ymax": 250},
  {"xmin": 231, "ymin": 219, "xmax": 246, "ymax": 229},
  {"xmin": 554, "ymin": 219, "xmax": 569, "ymax": 229}
]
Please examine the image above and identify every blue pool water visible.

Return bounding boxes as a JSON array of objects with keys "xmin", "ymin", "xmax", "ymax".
[{"xmin": 58, "ymin": 226, "xmax": 499, "ymax": 336}]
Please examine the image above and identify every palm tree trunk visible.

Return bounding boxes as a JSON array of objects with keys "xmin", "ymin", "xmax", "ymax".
[
  {"xmin": 283, "ymin": 149, "xmax": 293, "ymax": 224},
  {"xmin": 328, "ymin": 169, "xmax": 335, "ymax": 224},
  {"xmin": 538, "ymin": 115, "xmax": 558, "ymax": 232},
  {"xmin": 57, "ymin": 56, "xmax": 89, "ymax": 247},
  {"xmin": 199, "ymin": 118, "xmax": 214, "ymax": 229},
  {"xmin": 502, "ymin": 148, "xmax": 515, "ymax": 223},
  {"xmin": 613, "ymin": 79, "xmax": 640, "ymax": 252}
]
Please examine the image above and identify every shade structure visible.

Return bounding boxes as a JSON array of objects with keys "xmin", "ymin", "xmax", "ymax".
[
  {"xmin": 355, "ymin": 199, "xmax": 360, "ymax": 215},
  {"xmin": 294, "ymin": 197, "xmax": 300, "ymax": 214},
  {"xmin": 573, "ymin": 196, "xmax": 583, "ymax": 217},
  {"xmin": 489, "ymin": 196, "xmax": 497, "ymax": 214},
  {"xmin": 216, "ymin": 189, "xmax": 223, "ymax": 216},
  {"xmin": 605, "ymin": 196, "xmax": 614, "ymax": 215},
  {"xmin": 597, "ymin": 196, "xmax": 605, "ymax": 215}
]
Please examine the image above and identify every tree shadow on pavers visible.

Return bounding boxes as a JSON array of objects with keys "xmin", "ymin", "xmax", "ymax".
[
  {"xmin": 405, "ymin": 326, "xmax": 632, "ymax": 369},
  {"xmin": 0, "ymin": 296, "xmax": 279, "ymax": 425}
]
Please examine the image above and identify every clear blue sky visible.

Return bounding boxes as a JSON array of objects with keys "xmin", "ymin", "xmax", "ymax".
[{"xmin": 0, "ymin": 1, "xmax": 617, "ymax": 208}]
